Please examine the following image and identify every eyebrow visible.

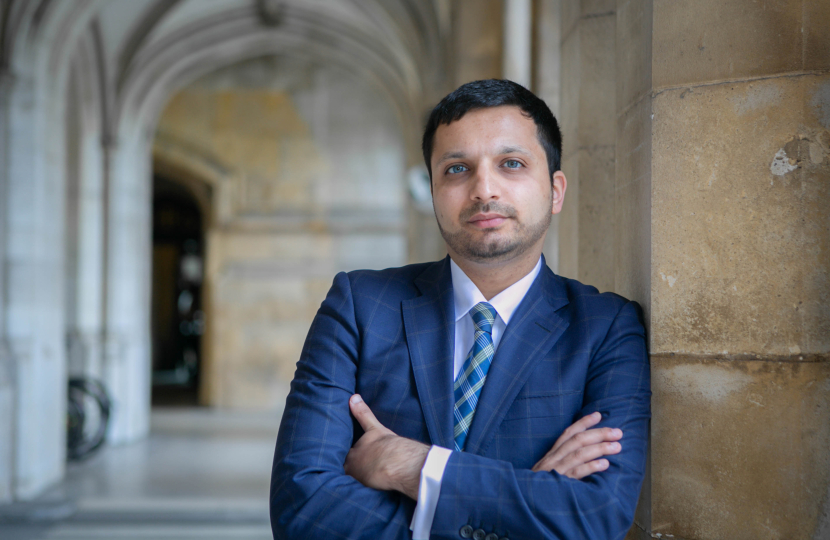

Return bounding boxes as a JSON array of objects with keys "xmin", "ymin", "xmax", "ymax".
[
  {"xmin": 498, "ymin": 145, "xmax": 532, "ymax": 156},
  {"xmin": 436, "ymin": 151, "xmax": 467, "ymax": 164},
  {"xmin": 436, "ymin": 146, "xmax": 532, "ymax": 165}
]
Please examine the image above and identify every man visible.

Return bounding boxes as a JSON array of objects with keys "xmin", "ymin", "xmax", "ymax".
[{"xmin": 271, "ymin": 79, "xmax": 650, "ymax": 540}]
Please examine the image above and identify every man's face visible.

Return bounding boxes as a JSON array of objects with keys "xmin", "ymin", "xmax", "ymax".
[{"xmin": 430, "ymin": 105, "xmax": 566, "ymax": 265}]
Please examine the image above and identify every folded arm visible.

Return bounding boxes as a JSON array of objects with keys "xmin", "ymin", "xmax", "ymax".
[
  {"xmin": 429, "ymin": 300, "xmax": 651, "ymax": 540},
  {"xmin": 270, "ymin": 272, "xmax": 414, "ymax": 540},
  {"xmin": 347, "ymin": 301, "xmax": 650, "ymax": 540}
]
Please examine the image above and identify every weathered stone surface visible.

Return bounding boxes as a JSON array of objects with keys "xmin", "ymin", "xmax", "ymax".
[
  {"xmin": 651, "ymin": 74, "xmax": 830, "ymax": 355},
  {"xmin": 651, "ymin": 355, "xmax": 830, "ymax": 540},
  {"xmin": 614, "ymin": 94, "xmax": 652, "ymax": 312},
  {"xmin": 615, "ymin": 0, "xmax": 653, "ymax": 116},
  {"xmin": 577, "ymin": 145, "xmax": 616, "ymax": 293},
  {"xmin": 653, "ymin": 0, "xmax": 830, "ymax": 89},
  {"xmin": 558, "ymin": 2, "xmax": 617, "ymax": 291},
  {"xmin": 558, "ymin": 153, "xmax": 580, "ymax": 280},
  {"xmin": 577, "ymin": 13, "xmax": 617, "ymax": 149}
]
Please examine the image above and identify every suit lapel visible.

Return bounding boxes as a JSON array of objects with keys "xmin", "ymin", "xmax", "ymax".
[
  {"xmin": 463, "ymin": 265, "xmax": 571, "ymax": 456},
  {"xmin": 402, "ymin": 258, "xmax": 455, "ymax": 449}
]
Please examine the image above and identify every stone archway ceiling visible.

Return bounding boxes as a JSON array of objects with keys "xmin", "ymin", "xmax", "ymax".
[{"xmin": 107, "ymin": 0, "xmax": 449, "ymax": 141}]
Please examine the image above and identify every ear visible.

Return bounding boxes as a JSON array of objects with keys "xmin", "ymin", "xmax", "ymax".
[{"xmin": 551, "ymin": 171, "xmax": 567, "ymax": 214}]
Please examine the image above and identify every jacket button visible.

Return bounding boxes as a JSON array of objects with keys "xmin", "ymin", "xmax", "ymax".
[
  {"xmin": 459, "ymin": 525, "xmax": 474, "ymax": 538},
  {"xmin": 472, "ymin": 529, "xmax": 486, "ymax": 540},
  {"xmin": 484, "ymin": 534, "xmax": 499, "ymax": 540}
]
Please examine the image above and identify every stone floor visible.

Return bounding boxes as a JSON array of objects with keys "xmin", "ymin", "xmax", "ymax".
[{"xmin": 0, "ymin": 408, "xmax": 282, "ymax": 540}]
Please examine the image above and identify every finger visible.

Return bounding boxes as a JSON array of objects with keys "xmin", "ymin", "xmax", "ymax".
[
  {"xmin": 553, "ymin": 427, "xmax": 623, "ymax": 460},
  {"xmin": 556, "ymin": 441, "xmax": 621, "ymax": 475},
  {"xmin": 550, "ymin": 412, "xmax": 602, "ymax": 453},
  {"xmin": 535, "ymin": 435, "xmax": 622, "ymax": 474},
  {"xmin": 566, "ymin": 458, "xmax": 610, "ymax": 480},
  {"xmin": 349, "ymin": 394, "xmax": 383, "ymax": 432}
]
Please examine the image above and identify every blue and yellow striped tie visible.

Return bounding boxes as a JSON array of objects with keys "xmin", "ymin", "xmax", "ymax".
[{"xmin": 453, "ymin": 302, "xmax": 497, "ymax": 452}]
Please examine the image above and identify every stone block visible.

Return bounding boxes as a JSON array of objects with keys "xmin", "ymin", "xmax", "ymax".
[
  {"xmin": 615, "ymin": 0, "xmax": 653, "ymax": 114},
  {"xmin": 560, "ymin": 26, "xmax": 581, "ymax": 159},
  {"xmin": 651, "ymin": 355, "xmax": 830, "ymax": 540},
  {"xmin": 561, "ymin": 0, "xmax": 582, "ymax": 43},
  {"xmin": 576, "ymin": 145, "xmax": 616, "ymax": 292},
  {"xmin": 563, "ymin": 0, "xmax": 616, "ymax": 42},
  {"xmin": 653, "ymin": 0, "xmax": 830, "ymax": 89},
  {"xmin": 614, "ymin": 94, "xmax": 652, "ymax": 311},
  {"xmin": 558, "ymin": 152, "xmax": 580, "ymax": 279},
  {"xmin": 651, "ymin": 74, "xmax": 830, "ymax": 354},
  {"xmin": 577, "ymin": 13, "xmax": 617, "ymax": 148}
]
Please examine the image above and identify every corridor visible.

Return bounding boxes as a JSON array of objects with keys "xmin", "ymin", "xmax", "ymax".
[{"xmin": 0, "ymin": 409, "xmax": 280, "ymax": 540}]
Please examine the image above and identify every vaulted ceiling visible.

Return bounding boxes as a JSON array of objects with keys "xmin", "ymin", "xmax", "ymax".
[{"xmin": 1, "ymin": 0, "xmax": 452, "ymax": 145}]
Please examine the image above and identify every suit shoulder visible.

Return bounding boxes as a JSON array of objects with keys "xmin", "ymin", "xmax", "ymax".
[{"xmin": 342, "ymin": 261, "xmax": 437, "ymax": 295}]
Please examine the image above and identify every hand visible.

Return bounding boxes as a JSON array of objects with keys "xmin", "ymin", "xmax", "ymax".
[
  {"xmin": 531, "ymin": 412, "xmax": 622, "ymax": 479},
  {"xmin": 344, "ymin": 394, "xmax": 430, "ymax": 500}
]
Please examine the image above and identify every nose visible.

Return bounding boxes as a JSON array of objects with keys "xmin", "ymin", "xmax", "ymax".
[{"xmin": 469, "ymin": 164, "xmax": 500, "ymax": 202}]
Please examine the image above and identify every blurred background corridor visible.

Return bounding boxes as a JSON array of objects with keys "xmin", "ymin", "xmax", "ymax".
[{"xmin": 0, "ymin": 1, "xmax": 828, "ymax": 539}]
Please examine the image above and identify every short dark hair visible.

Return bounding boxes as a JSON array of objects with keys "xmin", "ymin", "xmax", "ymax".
[{"xmin": 421, "ymin": 79, "xmax": 562, "ymax": 179}]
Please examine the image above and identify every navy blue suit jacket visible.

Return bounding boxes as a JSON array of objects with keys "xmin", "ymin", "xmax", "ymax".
[{"xmin": 270, "ymin": 257, "xmax": 650, "ymax": 539}]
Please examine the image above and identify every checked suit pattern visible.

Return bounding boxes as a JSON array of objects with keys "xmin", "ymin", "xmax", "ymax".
[{"xmin": 453, "ymin": 302, "xmax": 497, "ymax": 452}]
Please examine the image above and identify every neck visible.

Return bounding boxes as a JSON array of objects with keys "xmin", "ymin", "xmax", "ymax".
[{"xmin": 449, "ymin": 245, "xmax": 543, "ymax": 300}]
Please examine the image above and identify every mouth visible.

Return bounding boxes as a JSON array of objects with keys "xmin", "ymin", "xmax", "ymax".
[{"xmin": 468, "ymin": 213, "xmax": 508, "ymax": 229}]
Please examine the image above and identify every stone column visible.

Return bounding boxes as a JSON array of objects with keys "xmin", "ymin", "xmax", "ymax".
[
  {"xmin": 503, "ymin": 0, "xmax": 533, "ymax": 88},
  {"xmin": 557, "ymin": 0, "xmax": 617, "ymax": 293},
  {"xmin": 617, "ymin": 0, "xmax": 830, "ymax": 538},
  {"xmin": 65, "ymin": 60, "xmax": 106, "ymax": 382},
  {"xmin": 0, "ymin": 70, "xmax": 13, "ymax": 504},
  {"xmin": 103, "ymin": 136, "xmax": 152, "ymax": 444},
  {"xmin": 4, "ymin": 71, "xmax": 68, "ymax": 500},
  {"xmin": 535, "ymin": 0, "xmax": 562, "ymax": 272}
]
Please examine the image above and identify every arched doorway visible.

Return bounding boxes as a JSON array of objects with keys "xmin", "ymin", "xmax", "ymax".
[{"xmin": 151, "ymin": 176, "xmax": 206, "ymax": 406}]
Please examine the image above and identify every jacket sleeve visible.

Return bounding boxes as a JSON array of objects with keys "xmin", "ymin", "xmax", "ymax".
[
  {"xmin": 270, "ymin": 271, "xmax": 414, "ymax": 540},
  {"xmin": 429, "ymin": 301, "xmax": 651, "ymax": 540}
]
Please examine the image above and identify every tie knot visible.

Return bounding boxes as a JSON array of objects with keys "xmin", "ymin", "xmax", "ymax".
[{"xmin": 470, "ymin": 302, "xmax": 496, "ymax": 334}]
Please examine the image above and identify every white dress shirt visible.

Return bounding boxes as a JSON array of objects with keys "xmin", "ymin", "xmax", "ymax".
[{"xmin": 410, "ymin": 257, "xmax": 543, "ymax": 539}]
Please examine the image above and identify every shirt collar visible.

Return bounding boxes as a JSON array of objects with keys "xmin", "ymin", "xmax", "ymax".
[{"xmin": 450, "ymin": 257, "xmax": 543, "ymax": 324}]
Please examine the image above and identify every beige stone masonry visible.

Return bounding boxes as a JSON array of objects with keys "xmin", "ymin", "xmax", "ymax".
[
  {"xmin": 651, "ymin": 74, "xmax": 830, "ymax": 355},
  {"xmin": 651, "ymin": 354, "xmax": 830, "ymax": 540}
]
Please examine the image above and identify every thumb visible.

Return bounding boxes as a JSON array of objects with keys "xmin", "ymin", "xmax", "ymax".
[{"xmin": 349, "ymin": 394, "xmax": 382, "ymax": 432}]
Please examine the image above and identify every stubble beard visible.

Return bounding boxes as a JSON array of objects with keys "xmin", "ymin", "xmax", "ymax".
[{"xmin": 436, "ymin": 199, "xmax": 552, "ymax": 264}]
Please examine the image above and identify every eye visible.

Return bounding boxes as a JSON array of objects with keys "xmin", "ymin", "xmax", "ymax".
[
  {"xmin": 503, "ymin": 159, "xmax": 522, "ymax": 169},
  {"xmin": 447, "ymin": 164, "xmax": 468, "ymax": 174}
]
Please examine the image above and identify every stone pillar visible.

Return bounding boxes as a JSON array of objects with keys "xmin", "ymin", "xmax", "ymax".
[
  {"xmin": 557, "ymin": 0, "xmax": 617, "ymax": 293},
  {"xmin": 616, "ymin": 0, "xmax": 830, "ymax": 538},
  {"xmin": 65, "ymin": 61, "xmax": 106, "ymax": 382},
  {"xmin": 535, "ymin": 0, "xmax": 562, "ymax": 272},
  {"xmin": 4, "ymin": 71, "xmax": 68, "ymax": 500},
  {"xmin": 503, "ymin": 0, "xmax": 532, "ymax": 88},
  {"xmin": 0, "ymin": 67, "xmax": 13, "ymax": 504},
  {"xmin": 103, "ymin": 137, "xmax": 151, "ymax": 444}
]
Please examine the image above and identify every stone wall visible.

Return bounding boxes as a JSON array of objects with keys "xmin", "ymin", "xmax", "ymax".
[
  {"xmin": 557, "ymin": 0, "xmax": 618, "ymax": 293},
  {"xmin": 155, "ymin": 57, "xmax": 407, "ymax": 409},
  {"xmin": 614, "ymin": 0, "xmax": 830, "ymax": 538}
]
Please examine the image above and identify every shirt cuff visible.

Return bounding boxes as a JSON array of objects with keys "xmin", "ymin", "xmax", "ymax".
[{"xmin": 410, "ymin": 445, "xmax": 452, "ymax": 540}]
